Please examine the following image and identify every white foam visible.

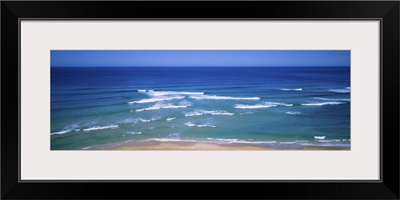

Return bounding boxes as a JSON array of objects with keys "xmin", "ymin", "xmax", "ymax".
[
  {"xmin": 314, "ymin": 97, "xmax": 350, "ymax": 101},
  {"xmin": 235, "ymin": 102, "xmax": 292, "ymax": 109},
  {"xmin": 166, "ymin": 117, "xmax": 176, "ymax": 121},
  {"xmin": 128, "ymin": 96, "xmax": 185, "ymax": 104},
  {"xmin": 185, "ymin": 111, "xmax": 205, "ymax": 117},
  {"xmin": 82, "ymin": 146, "xmax": 93, "ymax": 150},
  {"xmin": 167, "ymin": 133, "xmax": 180, "ymax": 138},
  {"xmin": 196, "ymin": 124, "xmax": 216, "ymax": 128},
  {"xmin": 234, "ymin": 104, "xmax": 275, "ymax": 109},
  {"xmin": 185, "ymin": 122, "xmax": 196, "ymax": 127},
  {"xmin": 137, "ymin": 89, "xmax": 147, "ymax": 93},
  {"xmin": 118, "ymin": 118, "xmax": 152, "ymax": 124},
  {"xmin": 286, "ymin": 111, "xmax": 301, "ymax": 115},
  {"xmin": 206, "ymin": 138, "xmax": 276, "ymax": 144},
  {"xmin": 314, "ymin": 136, "xmax": 326, "ymax": 140},
  {"xmin": 190, "ymin": 95, "xmax": 260, "ymax": 100},
  {"xmin": 127, "ymin": 131, "xmax": 142, "ymax": 135},
  {"xmin": 146, "ymin": 90, "xmax": 204, "ymax": 96},
  {"xmin": 208, "ymin": 111, "xmax": 234, "ymax": 116},
  {"xmin": 51, "ymin": 123, "xmax": 80, "ymax": 135},
  {"xmin": 302, "ymin": 102, "xmax": 345, "ymax": 106},
  {"xmin": 51, "ymin": 130, "xmax": 73, "ymax": 135},
  {"xmin": 136, "ymin": 102, "xmax": 192, "ymax": 112},
  {"xmin": 185, "ymin": 110, "xmax": 234, "ymax": 117},
  {"xmin": 151, "ymin": 116, "xmax": 161, "ymax": 121},
  {"xmin": 281, "ymin": 88, "xmax": 303, "ymax": 91},
  {"xmin": 138, "ymin": 118, "xmax": 151, "ymax": 123},
  {"xmin": 83, "ymin": 125, "xmax": 119, "ymax": 132},
  {"xmin": 329, "ymin": 88, "xmax": 350, "ymax": 93}
]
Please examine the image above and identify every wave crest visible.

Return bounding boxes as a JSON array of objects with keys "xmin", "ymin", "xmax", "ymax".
[
  {"xmin": 235, "ymin": 102, "xmax": 293, "ymax": 109},
  {"xmin": 302, "ymin": 102, "xmax": 345, "ymax": 106},
  {"xmin": 83, "ymin": 125, "xmax": 119, "ymax": 132}
]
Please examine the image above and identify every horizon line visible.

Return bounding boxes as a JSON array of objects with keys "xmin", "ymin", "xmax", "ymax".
[{"xmin": 51, "ymin": 66, "xmax": 350, "ymax": 68}]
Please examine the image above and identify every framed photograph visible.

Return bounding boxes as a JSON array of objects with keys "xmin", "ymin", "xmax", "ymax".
[{"xmin": 2, "ymin": 1, "xmax": 399, "ymax": 199}]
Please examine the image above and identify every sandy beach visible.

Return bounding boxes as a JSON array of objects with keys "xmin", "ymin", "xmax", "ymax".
[{"xmin": 108, "ymin": 141, "xmax": 350, "ymax": 150}]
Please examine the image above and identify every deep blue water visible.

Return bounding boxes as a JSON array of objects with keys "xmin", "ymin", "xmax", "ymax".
[{"xmin": 51, "ymin": 67, "xmax": 350, "ymax": 150}]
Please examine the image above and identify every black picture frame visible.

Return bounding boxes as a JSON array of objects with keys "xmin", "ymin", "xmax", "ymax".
[{"xmin": 1, "ymin": 1, "xmax": 399, "ymax": 199}]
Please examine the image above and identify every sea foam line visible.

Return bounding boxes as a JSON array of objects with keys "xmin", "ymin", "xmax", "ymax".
[
  {"xmin": 185, "ymin": 110, "xmax": 234, "ymax": 117},
  {"xmin": 185, "ymin": 122, "xmax": 216, "ymax": 128},
  {"xmin": 139, "ymin": 90, "xmax": 204, "ymax": 96},
  {"xmin": 83, "ymin": 125, "xmax": 119, "ymax": 132},
  {"xmin": 281, "ymin": 88, "xmax": 303, "ymax": 91},
  {"xmin": 235, "ymin": 102, "xmax": 293, "ymax": 109},
  {"xmin": 138, "ymin": 89, "xmax": 260, "ymax": 101},
  {"xmin": 51, "ymin": 123, "xmax": 80, "ymax": 135},
  {"xmin": 314, "ymin": 97, "xmax": 350, "ymax": 101},
  {"xmin": 51, "ymin": 129, "xmax": 80, "ymax": 135},
  {"xmin": 142, "ymin": 137, "xmax": 350, "ymax": 148},
  {"xmin": 136, "ymin": 101, "xmax": 192, "ymax": 112},
  {"xmin": 128, "ymin": 96, "xmax": 185, "ymax": 104},
  {"xmin": 329, "ymin": 87, "xmax": 350, "ymax": 93},
  {"xmin": 286, "ymin": 111, "xmax": 301, "ymax": 115},
  {"xmin": 302, "ymin": 102, "xmax": 345, "ymax": 106},
  {"xmin": 189, "ymin": 95, "xmax": 260, "ymax": 100},
  {"xmin": 127, "ymin": 131, "xmax": 142, "ymax": 135}
]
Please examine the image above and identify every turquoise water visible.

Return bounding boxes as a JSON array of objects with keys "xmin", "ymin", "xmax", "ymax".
[{"xmin": 51, "ymin": 67, "xmax": 350, "ymax": 150}]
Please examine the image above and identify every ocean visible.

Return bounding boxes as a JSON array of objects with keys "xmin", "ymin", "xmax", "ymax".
[{"xmin": 51, "ymin": 67, "xmax": 350, "ymax": 150}]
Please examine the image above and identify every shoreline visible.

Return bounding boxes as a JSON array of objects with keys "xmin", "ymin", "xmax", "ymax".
[{"xmin": 107, "ymin": 140, "xmax": 350, "ymax": 150}]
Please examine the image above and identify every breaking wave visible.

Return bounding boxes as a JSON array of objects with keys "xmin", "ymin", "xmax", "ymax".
[
  {"xmin": 83, "ymin": 125, "xmax": 119, "ymax": 132},
  {"xmin": 190, "ymin": 95, "xmax": 260, "ymax": 100},
  {"xmin": 185, "ymin": 110, "xmax": 234, "ymax": 117},
  {"xmin": 281, "ymin": 88, "xmax": 303, "ymax": 91},
  {"xmin": 234, "ymin": 102, "xmax": 293, "ymax": 109},
  {"xmin": 302, "ymin": 102, "xmax": 345, "ymax": 106},
  {"xmin": 136, "ymin": 101, "xmax": 192, "ymax": 112}
]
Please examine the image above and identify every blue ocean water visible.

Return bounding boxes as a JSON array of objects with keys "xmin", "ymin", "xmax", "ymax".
[{"xmin": 51, "ymin": 67, "xmax": 350, "ymax": 150}]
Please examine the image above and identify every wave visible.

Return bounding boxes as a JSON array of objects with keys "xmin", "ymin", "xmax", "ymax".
[
  {"xmin": 286, "ymin": 111, "xmax": 300, "ymax": 115},
  {"xmin": 117, "ymin": 118, "xmax": 153, "ymax": 124},
  {"xmin": 235, "ymin": 102, "xmax": 293, "ymax": 109},
  {"xmin": 83, "ymin": 125, "xmax": 119, "ymax": 132},
  {"xmin": 51, "ymin": 129, "xmax": 80, "ymax": 135},
  {"xmin": 206, "ymin": 138, "xmax": 277, "ymax": 145},
  {"xmin": 127, "ymin": 131, "xmax": 142, "ymax": 135},
  {"xmin": 185, "ymin": 110, "xmax": 234, "ymax": 117},
  {"xmin": 137, "ymin": 118, "xmax": 151, "ymax": 123},
  {"xmin": 329, "ymin": 88, "xmax": 350, "ymax": 93},
  {"xmin": 313, "ymin": 97, "xmax": 350, "ymax": 101},
  {"xmin": 196, "ymin": 124, "xmax": 216, "ymax": 128},
  {"xmin": 167, "ymin": 133, "xmax": 180, "ymax": 138},
  {"xmin": 51, "ymin": 123, "xmax": 81, "ymax": 135},
  {"xmin": 302, "ymin": 102, "xmax": 345, "ymax": 106},
  {"xmin": 185, "ymin": 122, "xmax": 216, "ymax": 128},
  {"xmin": 140, "ymin": 90, "xmax": 204, "ymax": 96},
  {"xmin": 189, "ymin": 95, "xmax": 260, "ymax": 100},
  {"xmin": 314, "ymin": 136, "xmax": 326, "ymax": 140},
  {"xmin": 136, "ymin": 101, "xmax": 192, "ymax": 112},
  {"xmin": 166, "ymin": 117, "xmax": 176, "ymax": 121},
  {"xmin": 128, "ymin": 96, "xmax": 185, "ymax": 104},
  {"xmin": 281, "ymin": 88, "xmax": 303, "ymax": 91},
  {"xmin": 185, "ymin": 122, "xmax": 196, "ymax": 127},
  {"xmin": 140, "ymin": 137, "xmax": 350, "ymax": 148}
]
